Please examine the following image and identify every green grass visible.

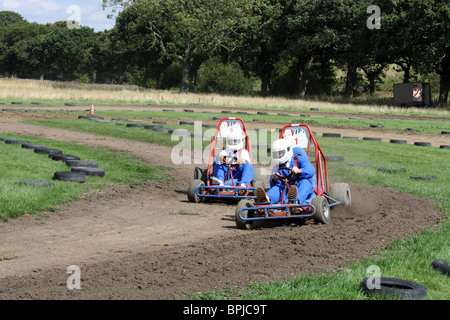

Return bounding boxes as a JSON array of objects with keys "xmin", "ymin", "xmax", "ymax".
[{"xmin": 0, "ymin": 133, "xmax": 167, "ymax": 219}]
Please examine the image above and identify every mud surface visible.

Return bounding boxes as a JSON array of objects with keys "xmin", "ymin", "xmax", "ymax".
[{"xmin": 0, "ymin": 106, "xmax": 446, "ymax": 300}]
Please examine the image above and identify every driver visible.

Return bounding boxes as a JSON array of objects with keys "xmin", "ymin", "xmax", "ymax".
[
  {"xmin": 255, "ymin": 138, "xmax": 316, "ymax": 210},
  {"xmin": 211, "ymin": 129, "xmax": 254, "ymax": 188}
]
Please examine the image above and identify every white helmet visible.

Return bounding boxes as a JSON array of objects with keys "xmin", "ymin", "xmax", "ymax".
[
  {"xmin": 271, "ymin": 138, "xmax": 293, "ymax": 165},
  {"xmin": 226, "ymin": 130, "xmax": 244, "ymax": 151}
]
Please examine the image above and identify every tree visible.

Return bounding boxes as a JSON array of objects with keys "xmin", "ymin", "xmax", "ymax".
[{"xmin": 103, "ymin": 0, "xmax": 254, "ymax": 92}]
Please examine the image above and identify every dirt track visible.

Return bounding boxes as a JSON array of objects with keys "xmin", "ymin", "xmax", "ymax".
[{"xmin": 0, "ymin": 106, "xmax": 446, "ymax": 300}]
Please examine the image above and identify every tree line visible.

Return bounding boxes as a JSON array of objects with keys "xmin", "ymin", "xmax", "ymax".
[{"xmin": 0, "ymin": 0, "xmax": 448, "ymax": 106}]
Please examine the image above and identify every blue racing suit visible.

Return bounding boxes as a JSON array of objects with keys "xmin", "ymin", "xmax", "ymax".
[
  {"xmin": 267, "ymin": 148, "xmax": 316, "ymax": 205},
  {"xmin": 213, "ymin": 149, "xmax": 254, "ymax": 187}
]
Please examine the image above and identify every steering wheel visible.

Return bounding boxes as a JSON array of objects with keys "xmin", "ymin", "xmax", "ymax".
[{"xmin": 275, "ymin": 166, "xmax": 298, "ymax": 182}]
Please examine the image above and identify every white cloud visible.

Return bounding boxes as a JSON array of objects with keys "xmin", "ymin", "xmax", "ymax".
[{"xmin": 1, "ymin": 0, "xmax": 21, "ymax": 10}]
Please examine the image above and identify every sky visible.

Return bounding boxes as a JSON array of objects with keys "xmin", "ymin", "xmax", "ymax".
[{"xmin": 0, "ymin": 0, "xmax": 121, "ymax": 32}]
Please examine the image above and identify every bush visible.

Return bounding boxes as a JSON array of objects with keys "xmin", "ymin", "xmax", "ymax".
[{"xmin": 196, "ymin": 59, "xmax": 253, "ymax": 95}]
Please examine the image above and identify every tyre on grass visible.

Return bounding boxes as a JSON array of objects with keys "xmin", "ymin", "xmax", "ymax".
[
  {"xmin": 431, "ymin": 259, "xmax": 450, "ymax": 276},
  {"xmin": 71, "ymin": 167, "xmax": 105, "ymax": 177},
  {"xmin": 66, "ymin": 160, "xmax": 98, "ymax": 168},
  {"xmin": 361, "ymin": 277, "xmax": 427, "ymax": 300},
  {"xmin": 53, "ymin": 171, "xmax": 86, "ymax": 183}
]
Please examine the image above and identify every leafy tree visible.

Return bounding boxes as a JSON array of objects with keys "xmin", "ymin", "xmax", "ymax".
[{"xmin": 103, "ymin": 0, "xmax": 254, "ymax": 92}]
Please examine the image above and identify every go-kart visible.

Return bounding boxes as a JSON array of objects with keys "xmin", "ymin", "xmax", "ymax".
[
  {"xmin": 235, "ymin": 123, "xmax": 351, "ymax": 229},
  {"xmin": 187, "ymin": 117, "xmax": 263, "ymax": 203}
]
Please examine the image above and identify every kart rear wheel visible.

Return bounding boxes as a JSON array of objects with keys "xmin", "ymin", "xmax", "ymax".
[
  {"xmin": 329, "ymin": 183, "xmax": 351, "ymax": 207},
  {"xmin": 235, "ymin": 199, "xmax": 262, "ymax": 230},
  {"xmin": 312, "ymin": 196, "xmax": 330, "ymax": 224},
  {"xmin": 188, "ymin": 179, "xmax": 205, "ymax": 203}
]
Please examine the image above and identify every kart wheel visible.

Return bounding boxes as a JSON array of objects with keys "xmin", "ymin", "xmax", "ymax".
[
  {"xmin": 187, "ymin": 179, "xmax": 205, "ymax": 203},
  {"xmin": 329, "ymin": 183, "xmax": 351, "ymax": 207},
  {"xmin": 235, "ymin": 199, "xmax": 261, "ymax": 230},
  {"xmin": 312, "ymin": 196, "xmax": 330, "ymax": 224}
]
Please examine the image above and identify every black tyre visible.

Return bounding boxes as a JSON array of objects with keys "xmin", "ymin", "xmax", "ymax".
[
  {"xmin": 193, "ymin": 167, "xmax": 208, "ymax": 183},
  {"xmin": 19, "ymin": 180, "xmax": 54, "ymax": 187},
  {"xmin": 187, "ymin": 179, "xmax": 205, "ymax": 203},
  {"xmin": 22, "ymin": 143, "xmax": 46, "ymax": 149},
  {"xmin": 66, "ymin": 160, "xmax": 98, "ymax": 168},
  {"xmin": 235, "ymin": 199, "xmax": 262, "ymax": 230},
  {"xmin": 328, "ymin": 183, "xmax": 351, "ymax": 207},
  {"xmin": 53, "ymin": 171, "xmax": 86, "ymax": 183},
  {"xmin": 71, "ymin": 167, "xmax": 105, "ymax": 177},
  {"xmin": 323, "ymin": 133, "xmax": 341, "ymax": 138},
  {"xmin": 5, "ymin": 138, "xmax": 31, "ymax": 144},
  {"xmin": 50, "ymin": 154, "xmax": 81, "ymax": 161},
  {"xmin": 431, "ymin": 259, "xmax": 450, "ymax": 276},
  {"xmin": 361, "ymin": 277, "xmax": 427, "ymax": 300},
  {"xmin": 34, "ymin": 147, "xmax": 63, "ymax": 155},
  {"xmin": 390, "ymin": 139, "xmax": 407, "ymax": 144},
  {"xmin": 311, "ymin": 196, "xmax": 331, "ymax": 224},
  {"xmin": 414, "ymin": 142, "xmax": 431, "ymax": 147},
  {"xmin": 363, "ymin": 137, "xmax": 381, "ymax": 141}
]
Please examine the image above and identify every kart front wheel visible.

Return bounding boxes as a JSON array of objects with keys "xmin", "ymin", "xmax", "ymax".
[
  {"xmin": 188, "ymin": 179, "xmax": 205, "ymax": 203},
  {"xmin": 312, "ymin": 196, "xmax": 331, "ymax": 224},
  {"xmin": 235, "ymin": 199, "xmax": 262, "ymax": 230}
]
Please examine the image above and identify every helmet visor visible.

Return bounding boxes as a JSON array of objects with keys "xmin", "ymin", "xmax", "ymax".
[
  {"xmin": 228, "ymin": 138, "xmax": 241, "ymax": 146},
  {"xmin": 272, "ymin": 149, "xmax": 286, "ymax": 159}
]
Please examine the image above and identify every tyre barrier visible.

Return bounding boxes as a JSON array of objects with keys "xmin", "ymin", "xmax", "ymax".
[
  {"xmin": 126, "ymin": 123, "xmax": 145, "ymax": 128},
  {"xmin": 19, "ymin": 180, "xmax": 54, "ymax": 187},
  {"xmin": 327, "ymin": 155, "xmax": 344, "ymax": 162},
  {"xmin": 370, "ymin": 124, "xmax": 384, "ymax": 128},
  {"xmin": 347, "ymin": 162, "xmax": 373, "ymax": 167},
  {"xmin": 414, "ymin": 142, "xmax": 431, "ymax": 147},
  {"xmin": 5, "ymin": 138, "xmax": 32, "ymax": 145},
  {"xmin": 440, "ymin": 145, "xmax": 450, "ymax": 149},
  {"xmin": 322, "ymin": 133, "xmax": 341, "ymax": 138},
  {"xmin": 49, "ymin": 154, "xmax": 81, "ymax": 162},
  {"xmin": 54, "ymin": 171, "xmax": 86, "ymax": 183},
  {"xmin": 410, "ymin": 175, "xmax": 437, "ymax": 180},
  {"xmin": 179, "ymin": 121, "xmax": 195, "ymax": 125},
  {"xmin": 71, "ymin": 167, "xmax": 106, "ymax": 177},
  {"xmin": 378, "ymin": 167, "xmax": 406, "ymax": 173},
  {"xmin": 363, "ymin": 137, "xmax": 382, "ymax": 141},
  {"xmin": 390, "ymin": 139, "xmax": 407, "ymax": 144},
  {"xmin": 431, "ymin": 259, "xmax": 450, "ymax": 276},
  {"xmin": 343, "ymin": 136, "xmax": 359, "ymax": 139},
  {"xmin": 66, "ymin": 160, "xmax": 98, "ymax": 168},
  {"xmin": 2, "ymin": 138, "xmax": 106, "ymax": 183},
  {"xmin": 34, "ymin": 147, "xmax": 63, "ymax": 155},
  {"xmin": 441, "ymin": 131, "xmax": 450, "ymax": 135},
  {"xmin": 360, "ymin": 277, "xmax": 427, "ymax": 300}
]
